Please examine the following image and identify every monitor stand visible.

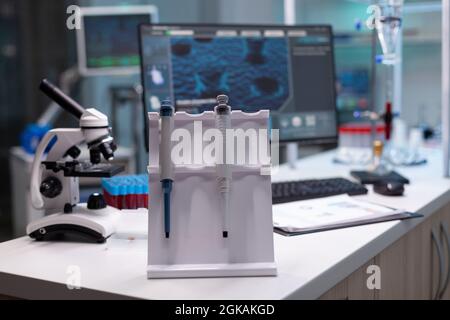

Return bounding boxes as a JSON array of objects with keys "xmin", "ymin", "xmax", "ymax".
[
  {"xmin": 286, "ymin": 142, "xmax": 298, "ymax": 169},
  {"xmin": 284, "ymin": 0, "xmax": 298, "ymax": 171},
  {"xmin": 110, "ymin": 84, "xmax": 146, "ymax": 172}
]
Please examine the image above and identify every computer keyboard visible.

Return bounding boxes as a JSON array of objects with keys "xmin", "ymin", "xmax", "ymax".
[{"xmin": 272, "ymin": 177, "xmax": 368, "ymax": 204}]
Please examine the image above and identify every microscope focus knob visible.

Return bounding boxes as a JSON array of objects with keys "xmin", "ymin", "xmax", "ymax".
[
  {"xmin": 87, "ymin": 193, "xmax": 107, "ymax": 210},
  {"xmin": 40, "ymin": 177, "xmax": 62, "ymax": 199}
]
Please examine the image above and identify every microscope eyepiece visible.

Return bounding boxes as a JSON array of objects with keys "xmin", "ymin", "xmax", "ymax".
[{"xmin": 40, "ymin": 79, "xmax": 85, "ymax": 120}]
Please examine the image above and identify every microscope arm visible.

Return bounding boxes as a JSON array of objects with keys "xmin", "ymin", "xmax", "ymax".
[{"xmin": 30, "ymin": 128, "xmax": 84, "ymax": 209}]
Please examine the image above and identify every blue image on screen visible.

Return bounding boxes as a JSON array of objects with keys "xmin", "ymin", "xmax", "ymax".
[{"xmin": 170, "ymin": 37, "xmax": 290, "ymax": 112}]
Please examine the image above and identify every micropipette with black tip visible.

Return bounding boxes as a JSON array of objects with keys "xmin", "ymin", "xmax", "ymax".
[{"xmin": 215, "ymin": 95, "xmax": 232, "ymax": 238}]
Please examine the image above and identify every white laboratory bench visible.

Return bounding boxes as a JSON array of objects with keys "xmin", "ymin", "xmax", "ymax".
[{"xmin": 1, "ymin": 147, "xmax": 450, "ymax": 300}]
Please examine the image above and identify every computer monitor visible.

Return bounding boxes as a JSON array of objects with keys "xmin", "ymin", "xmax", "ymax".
[
  {"xmin": 76, "ymin": 5, "xmax": 158, "ymax": 76},
  {"xmin": 336, "ymin": 68, "xmax": 370, "ymax": 123},
  {"xmin": 139, "ymin": 24, "xmax": 338, "ymax": 145}
]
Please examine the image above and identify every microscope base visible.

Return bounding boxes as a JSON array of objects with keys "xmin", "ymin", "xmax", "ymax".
[{"xmin": 26, "ymin": 204, "xmax": 121, "ymax": 243}]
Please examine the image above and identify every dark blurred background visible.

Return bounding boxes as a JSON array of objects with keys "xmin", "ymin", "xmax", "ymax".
[{"xmin": 0, "ymin": 0, "xmax": 76, "ymax": 241}]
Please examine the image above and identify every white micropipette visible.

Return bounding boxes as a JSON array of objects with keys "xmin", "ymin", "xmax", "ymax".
[{"xmin": 215, "ymin": 95, "xmax": 232, "ymax": 238}]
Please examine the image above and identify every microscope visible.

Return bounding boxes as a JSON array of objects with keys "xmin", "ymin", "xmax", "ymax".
[{"xmin": 27, "ymin": 79, "xmax": 124, "ymax": 243}]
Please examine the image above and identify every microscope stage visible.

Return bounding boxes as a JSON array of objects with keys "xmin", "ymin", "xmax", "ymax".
[{"xmin": 43, "ymin": 161, "xmax": 125, "ymax": 178}]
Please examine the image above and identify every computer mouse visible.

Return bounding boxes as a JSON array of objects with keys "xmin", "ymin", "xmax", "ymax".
[{"xmin": 373, "ymin": 181, "xmax": 405, "ymax": 196}]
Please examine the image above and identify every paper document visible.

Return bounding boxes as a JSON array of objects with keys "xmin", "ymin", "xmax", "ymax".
[{"xmin": 273, "ymin": 195, "xmax": 420, "ymax": 235}]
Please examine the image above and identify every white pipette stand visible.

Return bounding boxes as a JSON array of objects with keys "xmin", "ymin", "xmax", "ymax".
[{"xmin": 147, "ymin": 110, "xmax": 277, "ymax": 278}]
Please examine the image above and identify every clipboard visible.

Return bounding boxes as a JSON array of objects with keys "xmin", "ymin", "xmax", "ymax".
[{"xmin": 273, "ymin": 195, "xmax": 422, "ymax": 236}]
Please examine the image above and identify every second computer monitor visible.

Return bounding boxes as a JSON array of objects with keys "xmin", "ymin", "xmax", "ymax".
[
  {"xmin": 77, "ymin": 5, "xmax": 158, "ymax": 76},
  {"xmin": 139, "ymin": 24, "xmax": 338, "ymax": 145}
]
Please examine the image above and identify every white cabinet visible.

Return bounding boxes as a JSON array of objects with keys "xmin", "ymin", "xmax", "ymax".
[{"xmin": 321, "ymin": 202, "xmax": 450, "ymax": 300}]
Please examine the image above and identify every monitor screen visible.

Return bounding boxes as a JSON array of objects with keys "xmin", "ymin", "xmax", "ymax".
[
  {"xmin": 139, "ymin": 24, "xmax": 338, "ymax": 144},
  {"xmin": 77, "ymin": 6, "xmax": 158, "ymax": 76},
  {"xmin": 336, "ymin": 68, "xmax": 370, "ymax": 123},
  {"xmin": 84, "ymin": 14, "xmax": 149, "ymax": 69}
]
